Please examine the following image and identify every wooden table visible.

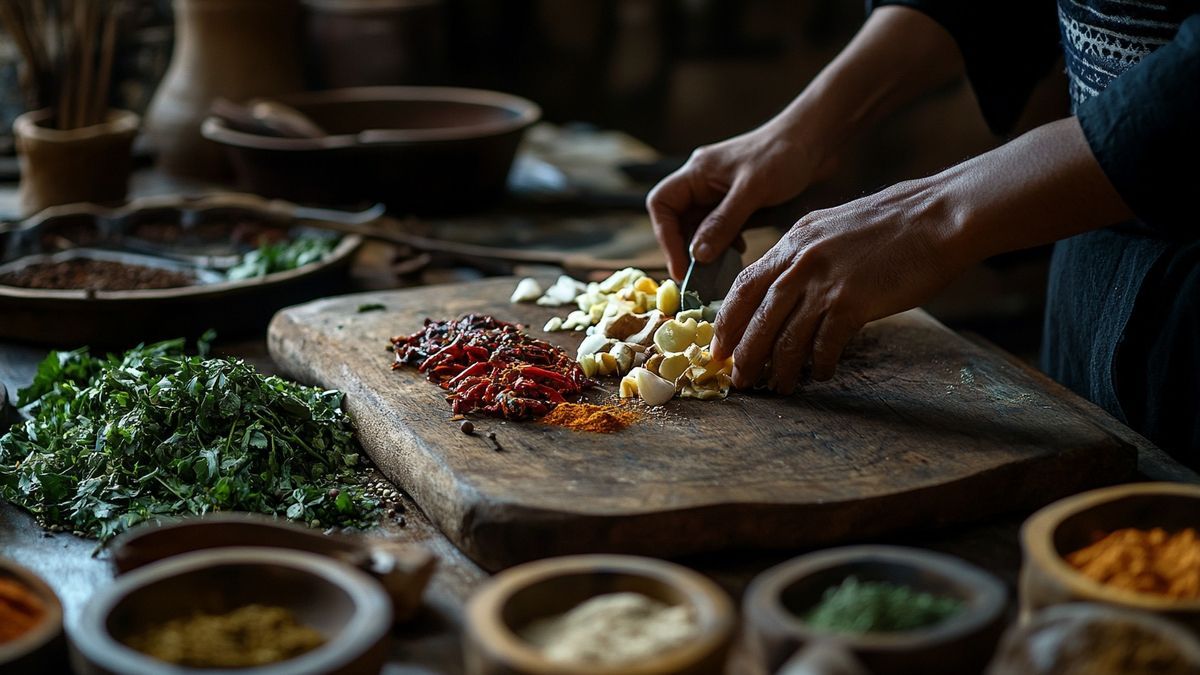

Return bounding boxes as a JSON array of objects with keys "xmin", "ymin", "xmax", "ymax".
[{"xmin": 2, "ymin": 329, "xmax": 1197, "ymax": 675}]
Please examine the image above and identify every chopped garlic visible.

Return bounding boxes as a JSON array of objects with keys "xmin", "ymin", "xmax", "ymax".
[
  {"xmin": 544, "ymin": 317, "xmax": 563, "ymax": 332},
  {"xmin": 657, "ymin": 353, "xmax": 690, "ymax": 383},
  {"xmin": 653, "ymin": 318, "xmax": 698, "ymax": 354},
  {"xmin": 656, "ymin": 280, "xmax": 680, "ymax": 315}
]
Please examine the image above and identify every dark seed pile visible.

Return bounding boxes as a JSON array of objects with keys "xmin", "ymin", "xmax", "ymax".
[{"xmin": 0, "ymin": 259, "xmax": 195, "ymax": 291}]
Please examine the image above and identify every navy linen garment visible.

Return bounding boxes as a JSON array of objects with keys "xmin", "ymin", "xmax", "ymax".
[{"xmin": 869, "ymin": 0, "xmax": 1200, "ymax": 462}]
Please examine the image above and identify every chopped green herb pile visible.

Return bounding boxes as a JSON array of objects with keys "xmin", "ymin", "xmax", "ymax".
[
  {"xmin": 803, "ymin": 576, "xmax": 962, "ymax": 634},
  {"xmin": 0, "ymin": 334, "xmax": 378, "ymax": 545},
  {"xmin": 227, "ymin": 235, "xmax": 337, "ymax": 280}
]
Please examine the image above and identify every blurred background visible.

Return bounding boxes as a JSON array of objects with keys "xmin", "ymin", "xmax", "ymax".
[{"xmin": 0, "ymin": 0, "xmax": 1071, "ymax": 358}]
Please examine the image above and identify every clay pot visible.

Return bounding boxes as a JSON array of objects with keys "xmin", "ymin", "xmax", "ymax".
[
  {"xmin": 144, "ymin": 0, "xmax": 305, "ymax": 181},
  {"xmin": 13, "ymin": 109, "xmax": 139, "ymax": 216},
  {"xmin": 302, "ymin": 0, "xmax": 446, "ymax": 88}
]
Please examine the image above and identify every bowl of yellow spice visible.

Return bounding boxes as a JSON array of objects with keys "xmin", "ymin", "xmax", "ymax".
[
  {"xmin": 1021, "ymin": 481, "xmax": 1200, "ymax": 635},
  {"xmin": 69, "ymin": 547, "xmax": 392, "ymax": 675},
  {"xmin": 743, "ymin": 546, "xmax": 1008, "ymax": 675}
]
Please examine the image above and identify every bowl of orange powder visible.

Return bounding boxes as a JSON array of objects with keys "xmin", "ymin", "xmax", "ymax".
[
  {"xmin": 1020, "ymin": 482, "xmax": 1200, "ymax": 636},
  {"xmin": 0, "ymin": 557, "xmax": 65, "ymax": 674}
]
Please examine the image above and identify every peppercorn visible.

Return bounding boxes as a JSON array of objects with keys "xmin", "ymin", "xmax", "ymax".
[{"xmin": 460, "ymin": 420, "xmax": 475, "ymax": 435}]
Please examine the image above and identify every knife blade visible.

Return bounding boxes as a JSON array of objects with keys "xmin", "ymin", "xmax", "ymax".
[{"xmin": 679, "ymin": 246, "xmax": 742, "ymax": 310}]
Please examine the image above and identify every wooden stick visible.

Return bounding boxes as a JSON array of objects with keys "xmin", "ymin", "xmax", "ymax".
[
  {"xmin": 73, "ymin": 0, "xmax": 93, "ymax": 128},
  {"xmin": 92, "ymin": 2, "xmax": 119, "ymax": 125}
]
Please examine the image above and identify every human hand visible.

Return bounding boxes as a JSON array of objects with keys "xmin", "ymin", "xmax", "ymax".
[
  {"xmin": 710, "ymin": 177, "xmax": 973, "ymax": 393},
  {"xmin": 646, "ymin": 124, "xmax": 834, "ymax": 280}
]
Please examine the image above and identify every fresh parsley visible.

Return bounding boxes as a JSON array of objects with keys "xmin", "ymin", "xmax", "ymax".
[
  {"xmin": 0, "ymin": 334, "xmax": 378, "ymax": 546},
  {"xmin": 226, "ymin": 236, "xmax": 338, "ymax": 280}
]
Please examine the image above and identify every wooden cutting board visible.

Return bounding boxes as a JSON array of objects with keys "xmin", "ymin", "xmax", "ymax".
[{"xmin": 268, "ymin": 278, "xmax": 1135, "ymax": 570}]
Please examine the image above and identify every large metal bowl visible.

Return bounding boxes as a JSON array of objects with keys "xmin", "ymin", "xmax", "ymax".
[{"xmin": 202, "ymin": 86, "xmax": 541, "ymax": 214}]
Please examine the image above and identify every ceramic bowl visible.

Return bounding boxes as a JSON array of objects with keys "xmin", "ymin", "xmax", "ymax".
[
  {"xmin": 1020, "ymin": 481, "xmax": 1200, "ymax": 634},
  {"xmin": 202, "ymin": 86, "xmax": 541, "ymax": 213},
  {"xmin": 70, "ymin": 547, "xmax": 392, "ymax": 675},
  {"xmin": 987, "ymin": 602, "xmax": 1200, "ymax": 674},
  {"xmin": 743, "ymin": 546, "xmax": 1008, "ymax": 675},
  {"xmin": 464, "ymin": 554, "xmax": 735, "ymax": 675},
  {"xmin": 0, "ymin": 557, "xmax": 67, "ymax": 675}
]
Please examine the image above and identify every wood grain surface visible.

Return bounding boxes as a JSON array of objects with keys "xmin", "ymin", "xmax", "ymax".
[{"xmin": 268, "ymin": 277, "xmax": 1136, "ymax": 570}]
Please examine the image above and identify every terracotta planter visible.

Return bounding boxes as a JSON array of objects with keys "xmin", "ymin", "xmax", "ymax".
[
  {"xmin": 13, "ymin": 109, "xmax": 139, "ymax": 216},
  {"xmin": 145, "ymin": 0, "xmax": 304, "ymax": 181}
]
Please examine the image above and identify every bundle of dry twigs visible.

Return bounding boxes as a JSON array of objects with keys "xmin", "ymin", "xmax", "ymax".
[{"xmin": 0, "ymin": 0, "xmax": 127, "ymax": 130}]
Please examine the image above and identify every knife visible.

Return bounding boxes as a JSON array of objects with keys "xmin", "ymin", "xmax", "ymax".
[{"xmin": 679, "ymin": 245, "xmax": 742, "ymax": 310}]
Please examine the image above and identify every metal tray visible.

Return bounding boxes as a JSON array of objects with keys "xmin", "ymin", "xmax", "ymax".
[{"xmin": 0, "ymin": 193, "xmax": 362, "ymax": 347}]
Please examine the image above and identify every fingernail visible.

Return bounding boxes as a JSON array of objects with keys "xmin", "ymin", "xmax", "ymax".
[{"xmin": 693, "ymin": 242, "xmax": 713, "ymax": 262}]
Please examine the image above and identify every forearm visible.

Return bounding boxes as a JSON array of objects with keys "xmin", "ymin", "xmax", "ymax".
[
  {"xmin": 767, "ymin": 6, "xmax": 964, "ymax": 163},
  {"xmin": 938, "ymin": 117, "xmax": 1134, "ymax": 263}
]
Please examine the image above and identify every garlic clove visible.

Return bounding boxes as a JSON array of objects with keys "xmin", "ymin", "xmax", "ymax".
[
  {"xmin": 695, "ymin": 321, "xmax": 714, "ymax": 348},
  {"xmin": 577, "ymin": 333, "xmax": 616, "ymax": 360},
  {"xmin": 656, "ymin": 279, "xmax": 681, "ymax": 315},
  {"xmin": 511, "ymin": 277, "xmax": 544, "ymax": 303},
  {"xmin": 653, "ymin": 318, "xmax": 698, "ymax": 354},
  {"xmin": 610, "ymin": 342, "xmax": 635, "ymax": 374},
  {"xmin": 632, "ymin": 367, "xmax": 676, "ymax": 406},
  {"xmin": 658, "ymin": 353, "xmax": 690, "ymax": 383}
]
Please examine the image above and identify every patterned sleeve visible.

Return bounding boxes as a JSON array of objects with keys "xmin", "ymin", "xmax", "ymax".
[
  {"xmin": 1077, "ymin": 13, "xmax": 1200, "ymax": 235},
  {"xmin": 867, "ymin": 0, "xmax": 1062, "ymax": 136}
]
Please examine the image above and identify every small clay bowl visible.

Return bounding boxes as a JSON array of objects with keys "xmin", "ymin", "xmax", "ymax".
[
  {"xmin": 987, "ymin": 602, "xmax": 1200, "ymax": 675},
  {"xmin": 1020, "ymin": 482, "xmax": 1200, "ymax": 634},
  {"xmin": 464, "ymin": 554, "xmax": 736, "ymax": 675},
  {"xmin": 743, "ymin": 546, "xmax": 1008, "ymax": 675},
  {"xmin": 0, "ymin": 557, "xmax": 67, "ymax": 675},
  {"xmin": 70, "ymin": 547, "xmax": 392, "ymax": 675}
]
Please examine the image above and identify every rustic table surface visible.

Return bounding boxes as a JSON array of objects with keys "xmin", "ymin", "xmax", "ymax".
[
  {"xmin": 2, "ymin": 329, "xmax": 1197, "ymax": 675},
  {"xmin": 2, "ymin": 172, "xmax": 1198, "ymax": 674}
]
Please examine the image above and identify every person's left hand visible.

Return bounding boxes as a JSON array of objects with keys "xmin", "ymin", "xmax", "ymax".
[{"xmin": 710, "ymin": 177, "xmax": 973, "ymax": 393}]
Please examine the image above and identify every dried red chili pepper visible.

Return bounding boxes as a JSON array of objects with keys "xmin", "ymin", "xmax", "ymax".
[{"xmin": 390, "ymin": 314, "xmax": 592, "ymax": 420}]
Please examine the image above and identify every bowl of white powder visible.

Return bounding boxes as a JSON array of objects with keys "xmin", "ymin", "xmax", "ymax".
[{"xmin": 464, "ymin": 555, "xmax": 736, "ymax": 674}]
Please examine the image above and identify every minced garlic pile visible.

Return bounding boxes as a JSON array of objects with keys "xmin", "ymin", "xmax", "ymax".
[{"xmin": 511, "ymin": 268, "xmax": 733, "ymax": 406}]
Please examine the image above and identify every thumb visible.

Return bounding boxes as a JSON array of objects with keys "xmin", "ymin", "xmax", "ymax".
[{"xmin": 691, "ymin": 182, "xmax": 757, "ymax": 262}]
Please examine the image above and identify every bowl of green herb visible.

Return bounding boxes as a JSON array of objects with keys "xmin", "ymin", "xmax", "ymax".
[
  {"xmin": 744, "ymin": 546, "xmax": 1008, "ymax": 675},
  {"xmin": 69, "ymin": 547, "xmax": 391, "ymax": 675}
]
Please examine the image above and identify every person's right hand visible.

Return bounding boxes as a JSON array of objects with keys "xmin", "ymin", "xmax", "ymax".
[{"xmin": 646, "ymin": 123, "xmax": 833, "ymax": 280}]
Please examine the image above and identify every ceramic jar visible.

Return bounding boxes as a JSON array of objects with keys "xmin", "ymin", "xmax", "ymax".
[{"xmin": 144, "ymin": 0, "xmax": 305, "ymax": 181}]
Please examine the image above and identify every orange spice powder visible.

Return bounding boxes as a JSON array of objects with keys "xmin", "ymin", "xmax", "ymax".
[
  {"xmin": 1066, "ymin": 527, "xmax": 1200, "ymax": 600},
  {"xmin": 540, "ymin": 402, "xmax": 639, "ymax": 433},
  {"xmin": 0, "ymin": 577, "xmax": 46, "ymax": 643}
]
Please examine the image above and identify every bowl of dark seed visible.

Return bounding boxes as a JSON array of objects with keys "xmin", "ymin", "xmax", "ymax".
[
  {"xmin": 70, "ymin": 547, "xmax": 391, "ymax": 675},
  {"xmin": 743, "ymin": 546, "xmax": 1008, "ymax": 675}
]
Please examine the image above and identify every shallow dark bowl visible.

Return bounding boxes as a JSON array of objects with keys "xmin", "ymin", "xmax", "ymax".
[
  {"xmin": 70, "ymin": 547, "xmax": 392, "ymax": 675},
  {"xmin": 0, "ymin": 193, "xmax": 361, "ymax": 348},
  {"xmin": 0, "ymin": 557, "xmax": 67, "ymax": 675},
  {"xmin": 202, "ymin": 86, "xmax": 541, "ymax": 214},
  {"xmin": 1020, "ymin": 482, "xmax": 1200, "ymax": 635},
  {"xmin": 743, "ymin": 546, "xmax": 1008, "ymax": 675}
]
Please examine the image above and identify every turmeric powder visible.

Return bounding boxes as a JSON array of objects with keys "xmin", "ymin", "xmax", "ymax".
[
  {"xmin": 1066, "ymin": 527, "xmax": 1200, "ymax": 600},
  {"xmin": 0, "ymin": 577, "xmax": 47, "ymax": 643},
  {"xmin": 540, "ymin": 403, "xmax": 639, "ymax": 433}
]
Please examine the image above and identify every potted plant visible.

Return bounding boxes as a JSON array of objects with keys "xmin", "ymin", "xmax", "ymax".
[{"xmin": 2, "ymin": 0, "xmax": 138, "ymax": 215}]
